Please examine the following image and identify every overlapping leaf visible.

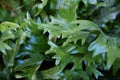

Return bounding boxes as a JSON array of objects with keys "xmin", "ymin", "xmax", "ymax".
[
  {"xmin": 33, "ymin": 0, "xmax": 48, "ymax": 16},
  {"xmin": 0, "ymin": 22, "xmax": 20, "ymax": 32},
  {"xmin": 1, "ymin": 0, "xmax": 120, "ymax": 79},
  {"xmin": 88, "ymin": 33, "xmax": 120, "ymax": 69},
  {"xmin": 43, "ymin": 40, "xmax": 104, "ymax": 80},
  {"xmin": 56, "ymin": 0, "xmax": 80, "ymax": 22}
]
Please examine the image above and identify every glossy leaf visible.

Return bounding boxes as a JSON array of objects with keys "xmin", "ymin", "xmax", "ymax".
[
  {"xmin": 58, "ymin": 0, "xmax": 80, "ymax": 22},
  {"xmin": 0, "ymin": 0, "xmax": 120, "ymax": 79},
  {"xmin": 88, "ymin": 34, "xmax": 107, "ymax": 56},
  {"xmin": 89, "ymin": 33, "xmax": 120, "ymax": 69}
]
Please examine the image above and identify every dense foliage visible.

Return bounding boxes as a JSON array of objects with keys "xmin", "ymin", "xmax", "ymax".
[{"xmin": 0, "ymin": 0, "xmax": 120, "ymax": 80}]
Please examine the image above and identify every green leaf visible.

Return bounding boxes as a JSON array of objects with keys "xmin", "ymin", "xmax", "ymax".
[
  {"xmin": 0, "ymin": 22, "xmax": 20, "ymax": 32},
  {"xmin": 107, "ymin": 38, "xmax": 120, "ymax": 69},
  {"xmin": 15, "ymin": 64, "xmax": 40, "ymax": 80},
  {"xmin": 88, "ymin": 34, "xmax": 107, "ymax": 56},
  {"xmin": 25, "ymin": 12, "xmax": 33, "ymax": 25},
  {"xmin": 38, "ymin": 17, "xmax": 69, "ymax": 40},
  {"xmin": 45, "ymin": 41, "xmax": 85, "ymax": 79},
  {"xmin": 1, "ymin": 0, "xmax": 120, "ymax": 79},
  {"xmin": 58, "ymin": 0, "xmax": 80, "ymax": 22},
  {"xmin": 94, "ymin": 3, "xmax": 120, "ymax": 24},
  {"xmin": 41, "ymin": 65, "xmax": 64, "ymax": 80},
  {"xmin": 87, "ymin": 64, "xmax": 103, "ymax": 79},
  {"xmin": 15, "ymin": 54, "xmax": 43, "ymax": 71},
  {"xmin": 16, "ymin": 29, "xmax": 28, "ymax": 45},
  {"xmin": 0, "ymin": 42, "xmax": 11, "ymax": 54},
  {"xmin": 89, "ymin": 0, "xmax": 97, "ymax": 5},
  {"xmin": 46, "ymin": 40, "xmax": 105, "ymax": 79},
  {"xmin": 82, "ymin": 0, "xmax": 87, "ymax": 5},
  {"xmin": 70, "ymin": 20, "xmax": 100, "ymax": 31},
  {"xmin": 63, "ymin": 30, "xmax": 88, "ymax": 45},
  {"xmin": 62, "ymin": 20, "xmax": 99, "ymax": 45},
  {"xmin": 39, "ymin": 19, "xmax": 99, "ymax": 45},
  {"xmin": 113, "ymin": 58, "xmax": 120, "ymax": 75},
  {"xmin": 15, "ymin": 51, "xmax": 44, "ymax": 79},
  {"xmin": 82, "ymin": 0, "xmax": 97, "ymax": 6},
  {"xmin": 96, "ymin": 2, "xmax": 106, "ymax": 8},
  {"xmin": 61, "ymin": 70, "xmax": 90, "ymax": 80},
  {"xmin": 33, "ymin": 0, "xmax": 48, "ymax": 16},
  {"xmin": 0, "ymin": 30, "xmax": 15, "ymax": 41},
  {"xmin": 89, "ymin": 33, "xmax": 120, "ymax": 69}
]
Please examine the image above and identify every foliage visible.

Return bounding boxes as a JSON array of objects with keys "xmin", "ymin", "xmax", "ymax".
[{"xmin": 0, "ymin": 0, "xmax": 120, "ymax": 80}]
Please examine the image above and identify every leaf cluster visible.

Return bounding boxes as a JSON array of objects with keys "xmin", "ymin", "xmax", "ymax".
[{"xmin": 0, "ymin": 0, "xmax": 120, "ymax": 80}]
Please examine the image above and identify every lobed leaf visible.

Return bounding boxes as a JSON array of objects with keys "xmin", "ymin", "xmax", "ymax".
[{"xmin": 0, "ymin": 22, "xmax": 20, "ymax": 32}]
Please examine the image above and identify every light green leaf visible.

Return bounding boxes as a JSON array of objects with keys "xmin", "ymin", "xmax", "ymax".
[
  {"xmin": 63, "ymin": 31, "xmax": 89, "ymax": 46},
  {"xmin": 0, "ymin": 42, "xmax": 11, "ymax": 54},
  {"xmin": 0, "ymin": 30, "xmax": 15, "ymax": 41},
  {"xmin": 17, "ymin": 30, "xmax": 28, "ymax": 45},
  {"xmin": 0, "ymin": 22, "xmax": 20, "ymax": 32},
  {"xmin": 70, "ymin": 20, "xmax": 100, "ymax": 31},
  {"xmin": 25, "ymin": 12, "xmax": 33, "ymax": 25},
  {"xmin": 33, "ymin": 0, "xmax": 48, "ymax": 16}
]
